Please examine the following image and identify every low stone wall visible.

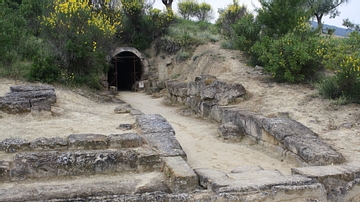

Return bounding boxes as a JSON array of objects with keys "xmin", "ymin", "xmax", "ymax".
[{"xmin": 166, "ymin": 76, "xmax": 345, "ymax": 166}]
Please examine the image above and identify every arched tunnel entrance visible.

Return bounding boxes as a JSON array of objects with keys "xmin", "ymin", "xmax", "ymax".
[{"xmin": 108, "ymin": 51, "xmax": 142, "ymax": 91}]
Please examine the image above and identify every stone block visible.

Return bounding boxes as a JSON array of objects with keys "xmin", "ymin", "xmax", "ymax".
[
  {"xmin": 201, "ymin": 101, "xmax": 217, "ymax": 118},
  {"xmin": 218, "ymin": 122, "xmax": 244, "ymax": 141},
  {"xmin": 68, "ymin": 134, "xmax": 109, "ymax": 150},
  {"xmin": 109, "ymin": 133, "xmax": 144, "ymax": 148},
  {"xmin": 30, "ymin": 137, "xmax": 68, "ymax": 151},
  {"xmin": 209, "ymin": 105, "xmax": 224, "ymax": 123},
  {"xmin": 338, "ymin": 178, "xmax": 360, "ymax": 202},
  {"xmin": 10, "ymin": 85, "xmax": 55, "ymax": 92},
  {"xmin": 195, "ymin": 168, "xmax": 229, "ymax": 191},
  {"xmin": 200, "ymin": 80, "xmax": 246, "ymax": 104},
  {"xmin": 137, "ymin": 148, "xmax": 162, "ymax": 172},
  {"xmin": 262, "ymin": 118, "xmax": 345, "ymax": 166},
  {"xmin": 136, "ymin": 114, "xmax": 175, "ymax": 134},
  {"xmin": 1, "ymin": 138, "xmax": 30, "ymax": 153},
  {"xmin": 184, "ymin": 97, "xmax": 202, "ymax": 113},
  {"xmin": 195, "ymin": 168, "xmax": 313, "ymax": 194},
  {"xmin": 232, "ymin": 110, "xmax": 265, "ymax": 141},
  {"xmin": 30, "ymin": 97, "xmax": 51, "ymax": 112},
  {"xmin": 262, "ymin": 118, "xmax": 316, "ymax": 141},
  {"xmin": 271, "ymin": 183, "xmax": 327, "ymax": 202},
  {"xmin": 291, "ymin": 162, "xmax": 360, "ymax": 183},
  {"xmin": 0, "ymin": 97, "xmax": 31, "ymax": 114},
  {"xmin": 10, "ymin": 149, "xmax": 139, "ymax": 180},
  {"xmin": 166, "ymin": 80, "xmax": 187, "ymax": 98},
  {"xmin": 283, "ymin": 134, "xmax": 345, "ymax": 166},
  {"xmin": 163, "ymin": 156, "xmax": 198, "ymax": 193},
  {"xmin": 0, "ymin": 161, "xmax": 11, "ymax": 182},
  {"xmin": 6, "ymin": 89, "xmax": 56, "ymax": 103},
  {"xmin": 143, "ymin": 133, "xmax": 186, "ymax": 159}
]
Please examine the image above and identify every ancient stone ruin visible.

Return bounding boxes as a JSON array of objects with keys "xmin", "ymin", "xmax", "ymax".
[
  {"xmin": 1, "ymin": 83, "xmax": 360, "ymax": 201},
  {"xmin": 0, "ymin": 85, "xmax": 56, "ymax": 114}
]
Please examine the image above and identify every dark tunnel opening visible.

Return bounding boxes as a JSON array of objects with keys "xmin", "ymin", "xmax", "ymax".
[{"xmin": 108, "ymin": 51, "xmax": 142, "ymax": 91}]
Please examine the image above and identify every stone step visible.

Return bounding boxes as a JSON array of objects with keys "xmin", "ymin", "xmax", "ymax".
[
  {"xmin": 292, "ymin": 162, "xmax": 360, "ymax": 182},
  {"xmin": 0, "ymin": 133, "xmax": 145, "ymax": 153},
  {"xmin": 194, "ymin": 167, "xmax": 324, "ymax": 195},
  {"xmin": 1, "ymin": 147, "xmax": 161, "ymax": 182},
  {"xmin": 0, "ymin": 172, "xmax": 170, "ymax": 202},
  {"xmin": 162, "ymin": 156, "xmax": 198, "ymax": 193},
  {"xmin": 136, "ymin": 114, "xmax": 187, "ymax": 160},
  {"xmin": 292, "ymin": 162, "xmax": 360, "ymax": 201}
]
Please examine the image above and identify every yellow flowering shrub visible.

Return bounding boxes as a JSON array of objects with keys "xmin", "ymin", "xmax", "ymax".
[
  {"xmin": 216, "ymin": 0, "xmax": 248, "ymax": 37},
  {"xmin": 318, "ymin": 32, "xmax": 360, "ymax": 102},
  {"xmin": 41, "ymin": 0, "xmax": 122, "ymax": 87}
]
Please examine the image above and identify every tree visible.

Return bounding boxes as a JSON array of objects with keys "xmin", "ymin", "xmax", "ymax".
[
  {"xmin": 162, "ymin": 0, "xmax": 173, "ymax": 10},
  {"xmin": 343, "ymin": 18, "xmax": 360, "ymax": 32},
  {"xmin": 177, "ymin": 0, "xmax": 213, "ymax": 22},
  {"xmin": 178, "ymin": 0, "xmax": 197, "ymax": 20},
  {"xmin": 195, "ymin": 2, "xmax": 213, "ymax": 22},
  {"xmin": 257, "ymin": 0, "xmax": 311, "ymax": 37},
  {"xmin": 307, "ymin": 0, "xmax": 349, "ymax": 30}
]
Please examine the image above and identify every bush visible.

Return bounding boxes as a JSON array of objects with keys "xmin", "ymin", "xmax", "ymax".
[
  {"xmin": 120, "ymin": 3, "xmax": 174, "ymax": 50},
  {"xmin": 176, "ymin": 51, "xmax": 191, "ymax": 62},
  {"xmin": 216, "ymin": 0, "xmax": 248, "ymax": 38},
  {"xmin": 28, "ymin": 56, "xmax": 60, "ymax": 83},
  {"xmin": 252, "ymin": 32, "xmax": 321, "ymax": 83},
  {"xmin": 156, "ymin": 19, "xmax": 217, "ymax": 53},
  {"xmin": 0, "ymin": 4, "xmax": 27, "ymax": 66},
  {"xmin": 233, "ymin": 14, "xmax": 261, "ymax": 54},
  {"xmin": 317, "ymin": 32, "xmax": 360, "ymax": 103},
  {"xmin": 257, "ymin": 0, "xmax": 311, "ymax": 38},
  {"xmin": 40, "ymin": 0, "xmax": 120, "ymax": 86}
]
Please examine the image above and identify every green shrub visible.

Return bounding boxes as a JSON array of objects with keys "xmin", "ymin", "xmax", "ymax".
[
  {"xmin": 221, "ymin": 40, "xmax": 236, "ymax": 50},
  {"xmin": 317, "ymin": 32, "xmax": 360, "ymax": 103},
  {"xmin": 257, "ymin": 0, "xmax": 311, "ymax": 38},
  {"xmin": 40, "ymin": 0, "xmax": 120, "ymax": 88},
  {"xmin": 233, "ymin": 14, "xmax": 261, "ymax": 54},
  {"xmin": 176, "ymin": 51, "xmax": 191, "ymax": 62},
  {"xmin": 318, "ymin": 76, "xmax": 341, "ymax": 99},
  {"xmin": 28, "ymin": 56, "xmax": 60, "ymax": 83},
  {"xmin": 0, "ymin": 4, "xmax": 27, "ymax": 66},
  {"xmin": 216, "ymin": 0, "xmax": 248, "ymax": 38},
  {"xmin": 252, "ymin": 32, "xmax": 321, "ymax": 83}
]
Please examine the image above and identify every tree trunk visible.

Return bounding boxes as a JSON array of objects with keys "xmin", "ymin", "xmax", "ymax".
[
  {"xmin": 315, "ymin": 14, "xmax": 323, "ymax": 33},
  {"xmin": 162, "ymin": 0, "xmax": 173, "ymax": 10}
]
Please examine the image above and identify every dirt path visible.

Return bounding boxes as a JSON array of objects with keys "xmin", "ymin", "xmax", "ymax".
[{"xmin": 119, "ymin": 91, "xmax": 295, "ymax": 174}]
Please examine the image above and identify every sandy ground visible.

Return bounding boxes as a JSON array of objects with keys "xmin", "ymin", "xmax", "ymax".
[
  {"xmin": 119, "ymin": 92, "xmax": 294, "ymax": 174},
  {"xmin": 1, "ymin": 42, "xmax": 360, "ymax": 176}
]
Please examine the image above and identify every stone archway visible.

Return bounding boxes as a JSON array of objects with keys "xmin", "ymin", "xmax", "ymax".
[{"xmin": 108, "ymin": 47, "xmax": 149, "ymax": 91}]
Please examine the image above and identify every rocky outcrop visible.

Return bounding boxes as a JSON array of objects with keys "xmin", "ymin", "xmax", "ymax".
[{"xmin": 0, "ymin": 85, "xmax": 56, "ymax": 114}]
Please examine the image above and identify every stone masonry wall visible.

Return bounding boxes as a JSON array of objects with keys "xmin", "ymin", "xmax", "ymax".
[{"xmin": 166, "ymin": 75, "xmax": 345, "ymax": 166}]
